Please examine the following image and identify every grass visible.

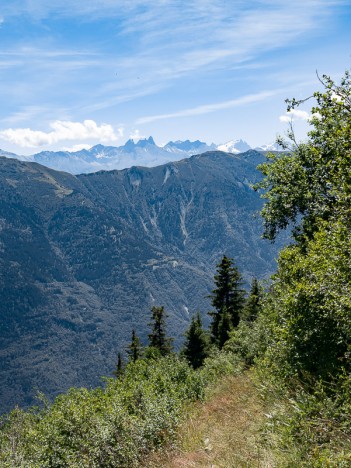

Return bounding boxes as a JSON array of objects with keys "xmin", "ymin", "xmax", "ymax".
[{"xmin": 144, "ymin": 372, "xmax": 276, "ymax": 467}]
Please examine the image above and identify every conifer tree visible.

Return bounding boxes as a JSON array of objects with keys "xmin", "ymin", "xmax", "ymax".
[
  {"xmin": 113, "ymin": 352, "xmax": 124, "ymax": 378},
  {"xmin": 242, "ymin": 278, "xmax": 262, "ymax": 322},
  {"xmin": 182, "ymin": 312, "xmax": 210, "ymax": 369},
  {"xmin": 208, "ymin": 255, "xmax": 245, "ymax": 345},
  {"xmin": 217, "ymin": 306, "xmax": 232, "ymax": 349},
  {"xmin": 148, "ymin": 306, "xmax": 173, "ymax": 356},
  {"xmin": 126, "ymin": 329, "xmax": 143, "ymax": 363}
]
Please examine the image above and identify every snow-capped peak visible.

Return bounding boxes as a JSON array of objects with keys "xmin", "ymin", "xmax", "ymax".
[{"xmin": 217, "ymin": 139, "xmax": 251, "ymax": 154}]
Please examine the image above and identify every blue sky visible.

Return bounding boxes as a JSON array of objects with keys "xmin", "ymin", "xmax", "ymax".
[{"xmin": 0, "ymin": 0, "xmax": 350, "ymax": 154}]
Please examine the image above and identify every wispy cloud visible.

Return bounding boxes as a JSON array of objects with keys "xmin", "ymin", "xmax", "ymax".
[
  {"xmin": 0, "ymin": 0, "xmax": 347, "ymax": 150},
  {"xmin": 0, "ymin": 1, "xmax": 346, "ymax": 111},
  {"xmin": 136, "ymin": 90, "xmax": 281, "ymax": 124},
  {"xmin": 0, "ymin": 120, "xmax": 123, "ymax": 148}
]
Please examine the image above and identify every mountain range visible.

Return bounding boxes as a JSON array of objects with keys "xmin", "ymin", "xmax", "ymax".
[{"xmin": 0, "ymin": 138, "xmax": 283, "ymax": 174}]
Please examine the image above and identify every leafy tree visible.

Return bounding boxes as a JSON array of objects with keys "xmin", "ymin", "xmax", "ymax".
[
  {"xmin": 256, "ymin": 70, "xmax": 351, "ymax": 243},
  {"xmin": 256, "ymin": 70, "xmax": 351, "ymax": 382},
  {"xmin": 182, "ymin": 312, "xmax": 210, "ymax": 368},
  {"xmin": 148, "ymin": 306, "xmax": 173, "ymax": 356},
  {"xmin": 241, "ymin": 278, "xmax": 263, "ymax": 322},
  {"xmin": 126, "ymin": 329, "xmax": 143, "ymax": 363},
  {"xmin": 208, "ymin": 255, "xmax": 245, "ymax": 345}
]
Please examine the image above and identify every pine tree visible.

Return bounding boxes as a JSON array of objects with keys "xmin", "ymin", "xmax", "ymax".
[
  {"xmin": 217, "ymin": 306, "xmax": 232, "ymax": 349},
  {"xmin": 126, "ymin": 329, "xmax": 143, "ymax": 363},
  {"xmin": 209, "ymin": 255, "xmax": 245, "ymax": 345},
  {"xmin": 113, "ymin": 352, "xmax": 124, "ymax": 378},
  {"xmin": 242, "ymin": 278, "xmax": 262, "ymax": 322},
  {"xmin": 182, "ymin": 312, "xmax": 210, "ymax": 369},
  {"xmin": 147, "ymin": 306, "xmax": 173, "ymax": 356}
]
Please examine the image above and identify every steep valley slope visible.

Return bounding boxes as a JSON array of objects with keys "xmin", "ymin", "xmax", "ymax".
[{"xmin": 0, "ymin": 150, "xmax": 284, "ymax": 412}]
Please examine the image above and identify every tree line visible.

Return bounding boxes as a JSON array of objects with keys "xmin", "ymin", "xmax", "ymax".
[{"xmin": 115, "ymin": 254, "xmax": 263, "ymax": 374}]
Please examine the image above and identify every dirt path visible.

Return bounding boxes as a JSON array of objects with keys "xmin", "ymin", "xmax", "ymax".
[{"xmin": 146, "ymin": 373, "xmax": 275, "ymax": 468}]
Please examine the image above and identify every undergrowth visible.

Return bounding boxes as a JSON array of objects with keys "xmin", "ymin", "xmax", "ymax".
[{"xmin": 0, "ymin": 351, "xmax": 242, "ymax": 467}]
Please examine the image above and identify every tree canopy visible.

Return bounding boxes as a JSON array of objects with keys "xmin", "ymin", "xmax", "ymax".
[
  {"xmin": 256, "ymin": 70, "xmax": 351, "ymax": 243},
  {"xmin": 256, "ymin": 70, "xmax": 351, "ymax": 382}
]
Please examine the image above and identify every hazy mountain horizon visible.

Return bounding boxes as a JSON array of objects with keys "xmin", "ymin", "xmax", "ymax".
[{"xmin": 0, "ymin": 137, "xmax": 284, "ymax": 175}]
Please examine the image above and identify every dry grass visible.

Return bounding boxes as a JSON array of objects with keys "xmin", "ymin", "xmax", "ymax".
[{"xmin": 144, "ymin": 373, "xmax": 276, "ymax": 468}]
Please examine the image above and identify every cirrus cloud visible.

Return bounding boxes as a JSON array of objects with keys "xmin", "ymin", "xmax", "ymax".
[{"xmin": 0, "ymin": 119, "xmax": 123, "ymax": 148}]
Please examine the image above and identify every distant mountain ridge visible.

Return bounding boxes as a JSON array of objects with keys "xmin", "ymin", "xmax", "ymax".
[
  {"xmin": 0, "ymin": 137, "xmax": 283, "ymax": 174},
  {"xmin": 0, "ymin": 149, "xmax": 286, "ymax": 412}
]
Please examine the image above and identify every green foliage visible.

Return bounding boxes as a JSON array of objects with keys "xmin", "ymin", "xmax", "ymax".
[
  {"xmin": 182, "ymin": 312, "xmax": 210, "ymax": 369},
  {"xmin": 256, "ymin": 70, "xmax": 351, "ymax": 242},
  {"xmin": 255, "ymin": 70, "xmax": 351, "ymax": 382},
  {"xmin": 148, "ymin": 306, "xmax": 173, "ymax": 356},
  {"xmin": 0, "ymin": 356, "xmax": 206, "ymax": 467},
  {"xmin": 260, "ymin": 223, "xmax": 351, "ymax": 382},
  {"xmin": 208, "ymin": 255, "xmax": 245, "ymax": 346},
  {"xmin": 199, "ymin": 348, "xmax": 243, "ymax": 383}
]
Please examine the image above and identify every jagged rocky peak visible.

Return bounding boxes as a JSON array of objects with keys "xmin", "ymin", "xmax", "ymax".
[{"xmin": 135, "ymin": 136, "xmax": 156, "ymax": 147}]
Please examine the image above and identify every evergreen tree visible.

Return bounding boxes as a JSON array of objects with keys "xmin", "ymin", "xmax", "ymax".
[
  {"xmin": 182, "ymin": 312, "xmax": 210, "ymax": 369},
  {"xmin": 148, "ymin": 306, "xmax": 173, "ymax": 356},
  {"xmin": 208, "ymin": 255, "xmax": 245, "ymax": 345},
  {"xmin": 126, "ymin": 329, "xmax": 143, "ymax": 363},
  {"xmin": 113, "ymin": 352, "xmax": 124, "ymax": 378},
  {"xmin": 217, "ymin": 306, "xmax": 232, "ymax": 349},
  {"xmin": 242, "ymin": 278, "xmax": 262, "ymax": 322}
]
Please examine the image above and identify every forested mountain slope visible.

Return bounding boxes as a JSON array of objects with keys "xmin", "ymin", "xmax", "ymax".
[{"xmin": 0, "ymin": 150, "xmax": 283, "ymax": 412}]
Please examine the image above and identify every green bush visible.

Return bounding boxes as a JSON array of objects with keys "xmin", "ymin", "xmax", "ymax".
[{"xmin": 0, "ymin": 356, "xmax": 205, "ymax": 467}]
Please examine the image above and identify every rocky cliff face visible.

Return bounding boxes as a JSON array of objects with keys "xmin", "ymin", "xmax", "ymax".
[{"xmin": 0, "ymin": 150, "xmax": 284, "ymax": 412}]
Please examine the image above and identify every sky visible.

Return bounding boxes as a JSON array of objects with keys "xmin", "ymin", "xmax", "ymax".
[{"xmin": 0, "ymin": 0, "xmax": 350, "ymax": 155}]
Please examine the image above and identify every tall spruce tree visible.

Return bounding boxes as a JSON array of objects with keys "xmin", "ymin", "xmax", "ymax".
[
  {"xmin": 209, "ymin": 255, "xmax": 245, "ymax": 345},
  {"xmin": 126, "ymin": 329, "xmax": 143, "ymax": 363},
  {"xmin": 182, "ymin": 312, "xmax": 210, "ymax": 369},
  {"xmin": 148, "ymin": 306, "xmax": 173, "ymax": 356}
]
